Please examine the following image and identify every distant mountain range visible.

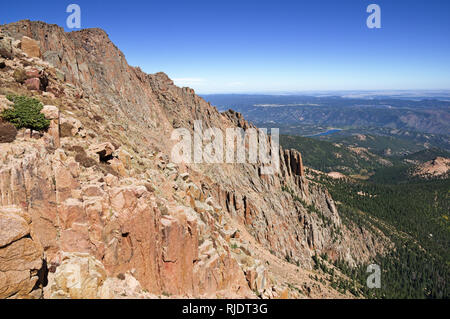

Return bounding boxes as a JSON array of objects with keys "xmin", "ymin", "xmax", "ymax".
[{"xmin": 202, "ymin": 94, "xmax": 450, "ymax": 135}]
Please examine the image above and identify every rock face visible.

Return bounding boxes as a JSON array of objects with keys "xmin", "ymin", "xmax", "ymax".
[
  {"xmin": 0, "ymin": 207, "xmax": 44, "ymax": 299},
  {"xmin": 0, "ymin": 20, "xmax": 389, "ymax": 299}
]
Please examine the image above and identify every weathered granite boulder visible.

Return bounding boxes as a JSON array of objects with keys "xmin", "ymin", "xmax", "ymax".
[
  {"xmin": 0, "ymin": 207, "xmax": 44, "ymax": 299},
  {"xmin": 20, "ymin": 36, "xmax": 41, "ymax": 58}
]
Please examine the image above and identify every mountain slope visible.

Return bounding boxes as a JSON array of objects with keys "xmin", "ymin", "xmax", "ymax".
[
  {"xmin": 0, "ymin": 20, "xmax": 388, "ymax": 299},
  {"xmin": 282, "ymin": 136, "xmax": 449, "ymax": 298}
]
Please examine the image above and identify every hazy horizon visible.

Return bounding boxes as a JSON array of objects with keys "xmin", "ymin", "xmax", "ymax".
[{"xmin": 200, "ymin": 89, "xmax": 450, "ymax": 100}]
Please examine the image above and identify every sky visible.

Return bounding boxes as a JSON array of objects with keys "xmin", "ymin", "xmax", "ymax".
[{"xmin": 2, "ymin": 0, "xmax": 450, "ymax": 94}]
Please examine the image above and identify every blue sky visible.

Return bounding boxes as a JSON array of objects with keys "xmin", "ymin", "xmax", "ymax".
[{"xmin": 2, "ymin": 0, "xmax": 450, "ymax": 93}]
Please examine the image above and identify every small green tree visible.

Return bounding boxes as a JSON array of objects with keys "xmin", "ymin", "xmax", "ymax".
[{"xmin": 1, "ymin": 95, "xmax": 50, "ymax": 131}]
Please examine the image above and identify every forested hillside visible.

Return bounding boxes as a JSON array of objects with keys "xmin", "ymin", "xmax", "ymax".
[
  {"xmin": 282, "ymin": 132, "xmax": 450, "ymax": 298},
  {"xmin": 280, "ymin": 135, "xmax": 390, "ymax": 176},
  {"xmin": 320, "ymin": 176, "xmax": 449, "ymax": 298}
]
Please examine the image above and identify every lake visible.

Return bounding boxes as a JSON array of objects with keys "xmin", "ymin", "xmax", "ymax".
[{"xmin": 310, "ymin": 129, "xmax": 343, "ymax": 137}]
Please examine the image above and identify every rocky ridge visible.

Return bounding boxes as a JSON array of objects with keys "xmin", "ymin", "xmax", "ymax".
[
  {"xmin": 0, "ymin": 20, "xmax": 389, "ymax": 299},
  {"xmin": 413, "ymin": 157, "xmax": 450, "ymax": 178}
]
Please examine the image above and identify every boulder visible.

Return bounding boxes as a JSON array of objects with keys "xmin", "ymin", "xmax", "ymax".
[
  {"xmin": 44, "ymin": 253, "xmax": 107, "ymax": 299},
  {"xmin": 99, "ymin": 273, "xmax": 153, "ymax": 299},
  {"xmin": 0, "ymin": 237, "xmax": 43, "ymax": 299},
  {"xmin": 0, "ymin": 238, "xmax": 42, "ymax": 274},
  {"xmin": 60, "ymin": 114, "xmax": 83, "ymax": 137},
  {"xmin": 245, "ymin": 265, "xmax": 267, "ymax": 296},
  {"xmin": 41, "ymin": 105, "xmax": 60, "ymax": 120},
  {"xmin": 24, "ymin": 78, "xmax": 40, "ymax": 91},
  {"xmin": 20, "ymin": 36, "xmax": 41, "ymax": 58},
  {"xmin": 109, "ymin": 157, "xmax": 127, "ymax": 176},
  {"xmin": 113, "ymin": 148, "xmax": 133, "ymax": 169},
  {"xmin": 0, "ymin": 122, "xmax": 17, "ymax": 144},
  {"xmin": 12, "ymin": 39, "xmax": 21, "ymax": 49},
  {"xmin": 89, "ymin": 142, "xmax": 116, "ymax": 160},
  {"xmin": 25, "ymin": 68, "xmax": 40, "ymax": 79},
  {"xmin": 0, "ymin": 95, "xmax": 13, "ymax": 112},
  {"xmin": 0, "ymin": 207, "xmax": 30, "ymax": 247},
  {"xmin": 41, "ymin": 105, "xmax": 60, "ymax": 147},
  {"xmin": 0, "ymin": 36, "xmax": 13, "ymax": 59},
  {"xmin": 13, "ymin": 69, "xmax": 27, "ymax": 84}
]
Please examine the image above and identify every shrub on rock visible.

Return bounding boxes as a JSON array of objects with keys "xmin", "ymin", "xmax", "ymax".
[{"xmin": 1, "ymin": 95, "xmax": 50, "ymax": 131}]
